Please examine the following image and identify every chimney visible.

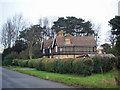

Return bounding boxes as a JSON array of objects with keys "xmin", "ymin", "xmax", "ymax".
[
  {"xmin": 58, "ymin": 30, "xmax": 64, "ymax": 36},
  {"xmin": 65, "ymin": 33, "xmax": 71, "ymax": 44}
]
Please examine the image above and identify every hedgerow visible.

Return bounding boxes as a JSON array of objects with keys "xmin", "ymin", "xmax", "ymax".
[{"xmin": 12, "ymin": 56, "xmax": 118, "ymax": 76}]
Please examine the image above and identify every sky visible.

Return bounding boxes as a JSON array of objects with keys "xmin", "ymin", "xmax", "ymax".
[{"xmin": 0, "ymin": 0, "xmax": 119, "ymax": 53}]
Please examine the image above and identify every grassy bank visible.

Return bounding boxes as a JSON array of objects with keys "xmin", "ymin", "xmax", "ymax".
[{"xmin": 3, "ymin": 66, "xmax": 120, "ymax": 88}]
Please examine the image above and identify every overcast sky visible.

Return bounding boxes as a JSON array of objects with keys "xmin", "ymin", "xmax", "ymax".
[{"xmin": 0, "ymin": 0, "xmax": 119, "ymax": 53}]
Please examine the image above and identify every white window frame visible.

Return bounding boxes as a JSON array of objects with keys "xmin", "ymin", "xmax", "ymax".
[
  {"xmin": 43, "ymin": 49, "xmax": 45, "ymax": 54},
  {"xmin": 49, "ymin": 48, "xmax": 51, "ymax": 53},
  {"xmin": 60, "ymin": 48, "xmax": 62, "ymax": 51},
  {"xmin": 55, "ymin": 46, "xmax": 58, "ymax": 52}
]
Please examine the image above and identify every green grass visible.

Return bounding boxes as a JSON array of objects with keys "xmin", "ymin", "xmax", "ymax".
[
  {"xmin": 3, "ymin": 66, "xmax": 120, "ymax": 88},
  {"xmin": 3, "ymin": 66, "xmax": 30, "ymax": 70}
]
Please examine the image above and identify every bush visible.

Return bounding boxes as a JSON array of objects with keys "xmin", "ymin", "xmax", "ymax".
[
  {"xmin": 3, "ymin": 54, "xmax": 16, "ymax": 66},
  {"xmin": 57, "ymin": 58, "xmax": 74, "ymax": 74},
  {"xmin": 28, "ymin": 59, "xmax": 36, "ymax": 68},
  {"xmin": 43, "ymin": 58, "xmax": 59, "ymax": 72},
  {"xmin": 13, "ymin": 59, "xmax": 19, "ymax": 66},
  {"xmin": 72, "ymin": 58, "xmax": 93, "ymax": 76},
  {"xmin": 92, "ymin": 56, "xmax": 118, "ymax": 73},
  {"xmin": 19, "ymin": 60, "xmax": 28, "ymax": 67},
  {"xmin": 34, "ymin": 58, "xmax": 44, "ymax": 70}
]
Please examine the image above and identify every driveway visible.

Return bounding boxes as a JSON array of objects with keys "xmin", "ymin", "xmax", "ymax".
[{"xmin": 2, "ymin": 68, "xmax": 72, "ymax": 88}]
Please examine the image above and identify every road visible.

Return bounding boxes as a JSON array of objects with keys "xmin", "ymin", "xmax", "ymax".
[{"xmin": 2, "ymin": 68, "xmax": 72, "ymax": 88}]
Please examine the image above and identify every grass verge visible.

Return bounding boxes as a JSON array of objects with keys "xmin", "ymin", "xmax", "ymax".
[
  {"xmin": 3, "ymin": 66, "xmax": 120, "ymax": 88},
  {"xmin": 3, "ymin": 66, "xmax": 30, "ymax": 70}
]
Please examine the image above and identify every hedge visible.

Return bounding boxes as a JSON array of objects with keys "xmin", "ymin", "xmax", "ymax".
[
  {"xmin": 92, "ymin": 56, "xmax": 117, "ymax": 73},
  {"xmin": 18, "ymin": 60, "xmax": 28, "ymax": 67},
  {"xmin": 12, "ymin": 56, "xmax": 118, "ymax": 76},
  {"xmin": 3, "ymin": 54, "xmax": 16, "ymax": 66},
  {"xmin": 72, "ymin": 58, "xmax": 93, "ymax": 76},
  {"xmin": 28, "ymin": 59, "xmax": 36, "ymax": 68}
]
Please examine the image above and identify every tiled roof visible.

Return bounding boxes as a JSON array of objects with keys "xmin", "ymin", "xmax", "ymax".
[
  {"xmin": 43, "ymin": 36, "xmax": 97, "ymax": 49},
  {"xmin": 56, "ymin": 36, "xmax": 97, "ymax": 47},
  {"xmin": 43, "ymin": 39, "xmax": 53, "ymax": 49}
]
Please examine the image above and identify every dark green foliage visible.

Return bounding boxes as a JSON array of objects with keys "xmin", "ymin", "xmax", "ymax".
[
  {"xmin": 19, "ymin": 60, "xmax": 28, "ymax": 67},
  {"xmin": 109, "ymin": 16, "xmax": 120, "ymax": 36},
  {"xmin": 13, "ymin": 59, "xmax": 19, "ymax": 66},
  {"xmin": 57, "ymin": 58, "xmax": 74, "ymax": 74},
  {"xmin": 34, "ymin": 58, "xmax": 44, "ymax": 70},
  {"xmin": 12, "ymin": 40, "xmax": 28, "ymax": 54},
  {"xmin": 28, "ymin": 59, "xmax": 36, "ymax": 68},
  {"xmin": 116, "ymin": 36, "xmax": 120, "ymax": 55},
  {"xmin": 3, "ymin": 54, "xmax": 16, "ymax": 66},
  {"xmin": 92, "ymin": 56, "xmax": 118, "ymax": 73},
  {"xmin": 42, "ymin": 58, "xmax": 58, "ymax": 72},
  {"xmin": 106, "ymin": 47, "xmax": 118, "ymax": 56},
  {"xmin": 14, "ymin": 57, "xmax": 118, "ymax": 76},
  {"xmin": 52, "ymin": 16, "xmax": 94, "ymax": 36},
  {"xmin": 72, "ymin": 58, "xmax": 93, "ymax": 76}
]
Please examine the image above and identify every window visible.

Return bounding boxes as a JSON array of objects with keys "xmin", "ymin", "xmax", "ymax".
[
  {"xmin": 55, "ymin": 46, "xmax": 58, "ymax": 52},
  {"xmin": 43, "ymin": 49, "xmax": 45, "ymax": 54},
  {"xmin": 49, "ymin": 48, "xmax": 51, "ymax": 53},
  {"xmin": 60, "ymin": 48, "xmax": 62, "ymax": 51},
  {"xmin": 65, "ymin": 39, "xmax": 71, "ymax": 44}
]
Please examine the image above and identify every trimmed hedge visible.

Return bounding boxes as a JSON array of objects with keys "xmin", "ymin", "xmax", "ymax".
[
  {"xmin": 28, "ymin": 59, "xmax": 36, "ymax": 68},
  {"xmin": 13, "ymin": 59, "xmax": 19, "ymax": 66},
  {"xmin": 18, "ymin": 60, "xmax": 28, "ymax": 67},
  {"xmin": 72, "ymin": 58, "xmax": 93, "ymax": 76},
  {"xmin": 3, "ymin": 54, "xmax": 15, "ymax": 66},
  {"xmin": 92, "ymin": 56, "xmax": 117, "ymax": 73},
  {"xmin": 56, "ymin": 58, "xmax": 74, "ymax": 74},
  {"xmin": 12, "ymin": 56, "xmax": 118, "ymax": 76}
]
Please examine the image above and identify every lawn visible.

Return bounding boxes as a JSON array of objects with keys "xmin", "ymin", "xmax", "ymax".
[
  {"xmin": 3, "ymin": 66, "xmax": 120, "ymax": 88},
  {"xmin": 3, "ymin": 66, "xmax": 31, "ymax": 70}
]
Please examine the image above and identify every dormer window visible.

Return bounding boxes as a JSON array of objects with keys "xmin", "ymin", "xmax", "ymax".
[
  {"xmin": 65, "ymin": 38, "xmax": 71, "ymax": 44},
  {"xmin": 65, "ymin": 33, "xmax": 71, "ymax": 45}
]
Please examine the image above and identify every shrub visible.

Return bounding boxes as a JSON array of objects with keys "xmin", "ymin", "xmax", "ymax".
[
  {"xmin": 57, "ymin": 58, "xmax": 74, "ymax": 74},
  {"xmin": 19, "ymin": 60, "xmax": 28, "ymax": 67},
  {"xmin": 28, "ymin": 59, "xmax": 36, "ymax": 68},
  {"xmin": 13, "ymin": 59, "xmax": 19, "ymax": 66},
  {"xmin": 3, "ymin": 54, "xmax": 15, "ymax": 66},
  {"xmin": 72, "ymin": 58, "xmax": 93, "ymax": 76},
  {"xmin": 43, "ymin": 58, "xmax": 58, "ymax": 72},
  {"xmin": 34, "ymin": 58, "xmax": 44, "ymax": 70},
  {"xmin": 92, "ymin": 56, "xmax": 118, "ymax": 73}
]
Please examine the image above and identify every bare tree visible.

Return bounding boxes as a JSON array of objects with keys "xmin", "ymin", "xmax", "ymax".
[
  {"xmin": 106, "ymin": 31, "xmax": 116, "ymax": 47},
  {"xmin": 2, "ymin": 14, "xmax": 28, "ymax": 49},
  {"xmin": 38, "ymin": 18, "xmax": 43, "ymax": 27},
  {"xmin": 92, "ymin": 23, "xmax": 101, "ymax": 46},
  {"xmin": 2, "ymin": 19, "xmax": 15, "ymax": 48}
]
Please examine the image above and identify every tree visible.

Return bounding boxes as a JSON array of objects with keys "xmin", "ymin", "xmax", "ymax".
[
  {"xmin": 109, "ymin": 16, "xmax": 120, "ymax": 37},
  {"xmin": 12, "ymin": 40, "xmax": 28, "ymax": 54},
  {"xmin": 109, "ymin": 16, "xmax": 120, "ymax": 55},
  {"xmin": 106, "ymin": 31, "xmax": 116, "ymax": 47},
  {"xmin": 2, "ymin": 14, "xmax": 28, "ymax": 48},
  {"xmin": 20, "ymin": 25, "xmax": 43, "ymax": 59},
  {"xmin": 109, "ymin": 16, "xmax": 120, "ymax": 85},
  {"xmin": 52, "ymin": 16, "xmax": 94, "ymax": 36},
  {"xmin": 92, "ymin": 23, "xmax": 101, "ymax": 46},
  {"xmin": 101, "ymin": 43, "xmax": 111, "ymax": 53},
  {"xmin": 2, "ymin": 19, "xmax": 15, "ymax": 48}
]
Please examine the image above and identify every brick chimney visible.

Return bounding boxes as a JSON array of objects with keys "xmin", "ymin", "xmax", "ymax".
[{"xmin": 58, "ymin": 30, "xmax": 64, "ymax": 36}]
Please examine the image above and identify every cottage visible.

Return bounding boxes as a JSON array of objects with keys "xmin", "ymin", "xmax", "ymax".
[{"xmin": 42, "ymin": 30, "xmax": 97, "ymax": 59}]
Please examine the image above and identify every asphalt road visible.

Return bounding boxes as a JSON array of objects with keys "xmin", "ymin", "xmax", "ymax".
[{"xmin": 2, "ymin": 68, "xmax": 72, "ymax": 88}]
